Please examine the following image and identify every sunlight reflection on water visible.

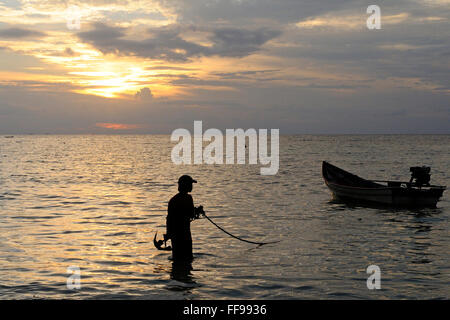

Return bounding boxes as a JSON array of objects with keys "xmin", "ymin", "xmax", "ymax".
[{"xmin": 0, "ymin": 135, "xmax": 448, "ymax": 299}]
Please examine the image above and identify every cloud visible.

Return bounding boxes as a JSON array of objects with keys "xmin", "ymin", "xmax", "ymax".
[
  {"xmin": 0, "ymin": 27, "xmax": 46, "ymax": 39},
  {"xmin": 1, "ymin": 0, "xmax": 450, "ymax": 134},
  {"xmin": 266, "ymin": 5, "xmax": 450, "ymax": 93},
  {"xmin": 1, "ymin": 0, "xmax": 22, "ymax": 9},
  {"xmin": 155, "ymin": 0, "xmax": 363, "ymax": 25},
  {"xmin": 62, "ymin": 47, "xmax": 78, "ymax": 56},
  {"xmin": 2, "ymin": 83, "xmax": 449, "ymax": 134},
  {"xmin": 45, "ymin": 47, "xmax": 80, "ymax": 57},
  {"xmin": 208, "ymin": 27, "xmax": 281, "ymax": 57},
  {"xmin": 77, "ymin": 23, "xmax": 281, "ymax": 61},
  {"xmin": 0, "ymin": 80, "xmax": 80, "ymax": 91},
  {"xmin": 145, "ymin": 65, "xmax": 197, "ymax": 71},
  {"xmin": 294, "ymin": 11, "xmax": 430, "ymax": 31},
  {"xmin": 135, "ymin": 87, "xmax": 153, "ymax": 100},
  {"xmin": 212, "ymin": 69, "xmax": 279, "ymax": 79}
]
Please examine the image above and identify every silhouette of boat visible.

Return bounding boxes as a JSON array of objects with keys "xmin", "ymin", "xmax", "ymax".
[
  {"xmin": 4, "ymin": 136, "xmax": 14, "ymax": 138},
  {"xmin": 322, "ymin": 161, "xmax": 446, "ymax": 208}
]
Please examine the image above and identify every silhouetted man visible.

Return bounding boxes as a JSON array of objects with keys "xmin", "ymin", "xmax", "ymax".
[{"xmin": 166, "ymin": 175, "xmax": 203, "ymax": 263}]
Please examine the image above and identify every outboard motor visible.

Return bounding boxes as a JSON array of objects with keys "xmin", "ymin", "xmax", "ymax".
[{"xmin": 409, "ymin": 166, "xmax": 431, "ymax": 187}]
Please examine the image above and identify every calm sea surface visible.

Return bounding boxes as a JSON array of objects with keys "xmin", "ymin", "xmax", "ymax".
[{"xmin": 0, "ymin": 135, "xmax": 448, "ymax": 299}]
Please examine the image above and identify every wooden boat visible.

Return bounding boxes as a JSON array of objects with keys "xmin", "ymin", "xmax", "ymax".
[{"xmin": 322, "ymin": 161, "xmax": 446, "ymax": 208}]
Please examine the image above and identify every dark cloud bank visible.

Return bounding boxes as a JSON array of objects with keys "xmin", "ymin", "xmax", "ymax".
[
  {"xmin": 77, "ymin": 23, "xmax": 281, "ymax": 61},
  {"xmin": 0, "ymin": 27, "xmax": 46, "ymax": 39}
]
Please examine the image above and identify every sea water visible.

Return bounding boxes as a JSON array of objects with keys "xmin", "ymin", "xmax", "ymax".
[{"xmin": 0, "ymin": 135, "xmax": 448, "ymax": 299}]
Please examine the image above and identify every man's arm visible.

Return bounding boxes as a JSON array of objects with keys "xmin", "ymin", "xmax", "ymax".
[
  {"xmin": 187, "ymin": 194, "xmax": 196, "ymax": 220},
  {"xmin": 166, "ymin": 199, "xmax": 174, "ymax": 238},
  {"xmin": 188, "ymin": 195, "xmax": 204, "ymax": 220}
]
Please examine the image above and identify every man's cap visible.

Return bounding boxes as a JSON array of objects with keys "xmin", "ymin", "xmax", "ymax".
[{"xmin": 178, "ymin": 175, "xmax": 197, "ymax": 184}]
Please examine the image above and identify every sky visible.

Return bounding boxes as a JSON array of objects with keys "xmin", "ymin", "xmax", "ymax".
[{"xmin": 0, "ymin": 0, "xmax": 449, "ymax": 134}]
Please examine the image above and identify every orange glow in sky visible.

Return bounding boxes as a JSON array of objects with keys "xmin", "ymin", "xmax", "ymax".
[{"xmin": 96, "ymin": 123, "xmax": 142, "ymax": 130}]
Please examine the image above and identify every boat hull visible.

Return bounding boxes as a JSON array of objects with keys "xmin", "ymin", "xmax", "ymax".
[{"xmin": 322, "ymin": 162, "xmax": 445, "ymax": 208}]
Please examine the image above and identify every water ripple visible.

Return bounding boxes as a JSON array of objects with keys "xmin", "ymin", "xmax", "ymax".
[{"xmin": 0, "ymin": 135, "xmax": 448, "ymax": 299}]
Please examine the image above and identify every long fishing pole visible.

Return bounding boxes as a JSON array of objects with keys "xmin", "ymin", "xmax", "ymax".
[{"xmin": 202, "ymin": 213, "xmax": 280, "ymax": 246}]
